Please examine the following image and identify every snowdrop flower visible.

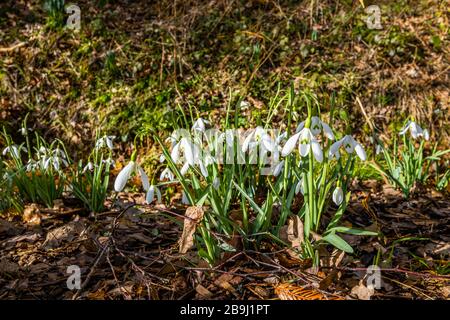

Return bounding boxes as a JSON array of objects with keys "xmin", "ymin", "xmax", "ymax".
[
  {"xmin": 272, "ymin": 160, "xmax": 285, "ymax": 177},
  {"xmin": 19, "ymin": 127, "xmax": 31, "ymax": 136},
  {"xmin": 159, "ymin": 167, "xmax": 175, "ymax": 181},
  {"xmin": 180, "ymin": 162, "xmax": 190, "ymax": 176},
  {"xmin": 192, "ymin": 118, "xmax": 209, "ymax": 133},
  {"xmin": 296, "ymin": 116, "xmax": 334, "ymax": 140},
  {"xmin": 213, "ymin": 177, "xmax": 220, "ymax": 190},
  {"xmin": 95, "ymin": 135, "xmax": 115, "ymax": 150},
  {"xmin": 399, "ymin": 121, "xmax": 429, "ymax": 140},
  {"xmin": 82, "ymin": 162, "xmax": 94, "ymax": 173},
  {"xmin": 114, "ymin": 152, "xmax": 149, "ymax": 192},
  {"xmin": 329, "ymin": 135, "xmax": 366, "ymax": 161},
  {"xmin": 38, "ymin": 146, "xmax": 47, "ymax": 156},
  {"xmin": 171, "ymin": 137, "xmax": 195, "ymax": 166},
  {"xmin": 103, "ymin": 157, "xmax": 115, "ymax": 168},
  {"xmin": 2, "ymin": 145, "xmax": 26, "ymax": 158},
  {"xmin": 295, "ymin": 178, "xmax": 305, "ymax": 195},
  {"xmin": 242, "ymin": 126, "xmax": 275, "ymax": 153},
  {"xmin": 146, "ymin": 185, "xmax": 162, "ymax": 204},
  {"xmin": 375, "ymin": 144, "xmax": 383, "ymax": 155},
  {"xmin": 282, "ymin": 127, "xmax": 323, "ymax": 162},
  {"xmin": 423, "ymin": 129, "xmax": 429, "ymax": 141},
  {"xmin": 26, "ymin": 159, "xmax": 38, "ymax": 172},
  {"xmin": 181, "ymin": 191, "xmax": 190, "ymax": 205},
  {"xmin": 332, "ymin": 187, "xmax": 344, "ymax": 206}
]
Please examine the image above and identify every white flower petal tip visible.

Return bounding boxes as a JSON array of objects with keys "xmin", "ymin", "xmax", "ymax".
[{"xmin": 332, "ymin": 187, "xmax": 344, "ymax": 206}]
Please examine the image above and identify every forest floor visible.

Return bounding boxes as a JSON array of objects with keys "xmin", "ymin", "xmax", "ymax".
[{"xmin": 1, "ymin": 180, "xmax": 449, "ymax": 300}]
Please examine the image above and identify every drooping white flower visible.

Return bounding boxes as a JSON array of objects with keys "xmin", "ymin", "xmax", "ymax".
[
  {"xmin": 146, "ymin": 185, "xmax": 162, "ymax": 204},
  {"xmin": 19, "ymin": 127, "xmax": 31, "ymax": 136},
  {"xmin": 332, "ymin": 187, "xmax": 344, "ymax": 206},
  {"xmin": 103, "ymin": 157, "xmax": 115, "ymax": 168},
  {"xmin": 399, "ymin": 121, "xmax": 428, "ymax": 140},
  {"xmin": 242, "ymin": 126, "xmax": 275, "ymax": 153},
  {"xmin": 159, "ymin": 167, "xmax": 175, "ymax": 181},
  {"xmin": 192, "ymin": 118, "xmax": 209, "ymax": 133},
  {"xmin": 114, "ymin": 156, "xmax": 149, "ymax": 192},
  {"xmin": 26, "ymin": 159, "xmax": 38, "ymax": 172},
  {"xmin": 375, "ymin": 144, "xmax": 383, "ymax": 155},
  {"xmin": 272, "ymin": 160, "xmax": 285, "ymax": 177},
  {"xmin": 82, "ymin": 162, "xmax": 94, "ymax": 173},
  {"xmin": 199, "ymin": 160, "xmax": 209, "ymax": 177},
  {"xmin": 95, "ymin": 135, "xmax": 115, "ymax": 150},
  {"xmin": 295, "ymin": 178, "xmax": 305, "ymax": 195},
  {"xmin": 282, "ymin": 128, "xmax": 323, "ymax": 162},
  {"xmin": 329, "ymin": 135, "xmax": 366, "ymax": 161},
  {"xmin": 296, "ymin": 116, "xmax": 335, "ymax": 140},
  {"xmin": 2, "ymin": 145, "xmax": 26, "ymax": 158},
  {"xmin": 40, "ymin": 149, "xmax": 69, "ymax": 172},
  {"xmin": 171, "ymin": 137, "xmax": 195, "ymax": 166}
]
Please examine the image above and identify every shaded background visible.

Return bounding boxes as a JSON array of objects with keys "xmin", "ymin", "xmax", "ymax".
[{"xmin": 0, "ymin": 0, "xmax": 448, "ymax": 159}]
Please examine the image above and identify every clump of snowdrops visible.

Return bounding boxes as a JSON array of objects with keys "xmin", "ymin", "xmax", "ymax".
[
  {"xmin": 1, "ymin": 119, "xmax": 115, "ymax": 213},
  {"xmin": 373, "ymin": 119, "xmax": 450, "ymax": 198},
  {"xmin": 71, "ymin": 134, "xmax": 115, "ymax": 213},
  {"xmin": 152, "ymin": 90, "xmax": 377, "ymax": 265},
  {"xmin": 1, "ymin": 121, "xmax": 69, "ymax": 208}
]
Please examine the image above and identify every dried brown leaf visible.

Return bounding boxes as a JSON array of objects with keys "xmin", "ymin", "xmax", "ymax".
[{"xmin": 179, "ymin": 206, "xmax": 204, "ymax": 254}]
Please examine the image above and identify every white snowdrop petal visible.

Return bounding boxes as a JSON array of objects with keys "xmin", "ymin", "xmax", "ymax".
[
  {"xmin": 273, "ymin": 160, "xmax": 284, "ymax": 177},
  {"xmin": 329, "ymin": 140, "xmax": 342, "ymax": 158},
  {"xmin": 281, "ymin": 132, "xmax": 300, "ymax": 157},
  {"xmin": 354, "ymin": 143, "xmax": 367, "ymax": 161},
  {"xmin": 106, "ymin": 137, "xmax": 114, "ymax": 150},
  {"xmin": 171, "ymin": 142, "xmax": 181, "ymax": 163},
  {"xmin": 321, "ymin": 121, "xmax": 335, "ymax": 140},
  {"xmin": 262, "ymin": 136, "xmax": 275, "ymax": 152},
  {"xmin": 213, "ymin": 177, "xmax": 220, "ymax": 190},
  {"xmin": 299, "ymin": 142, "xmax": 310, "ymax": 157},
  {"xmin": 180, "ymin": 162, "xmax": 190, "ymax": 176},
  {"xmin": 311, "ymin": 140, "xmax": 323, "ymax": 162},
  {"xmin": 114, "ymin": 162, "xmax": 135, "ymax": 192},
  {"xmin": 138, "ymin": 166, "xmax": 150, "ymax": 191},
  {"xmin": 332, "ymin": 187, "xmax": 344, "ymax": 205},
  {"xmin": 295, "ymin": 121, "xmax": 305, "ymax": 133},
  {"xmin": 182, "ymin": 138, "xmax": 195, "ymax": 166},
  {"xmin": 410, "ymin": 122, "xmax": 419, "ymax": 139},
  {"xmin": 199, "ymin": 161, "xmax": 208, "ymax": 178},
  {"xmin": 181, "ymin": 191, "xmax": 190, "ymax": 205},
  {"xmin": 310, "ymin": 117, "xmax": 321, "ymax": 136},
  {"xmin": 423, "ymin": 129, "xmax": 429, "ymax": 141},
  {"xmin": 146, "ymin": 186, "xmax": 155, "ymax": 204}
]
